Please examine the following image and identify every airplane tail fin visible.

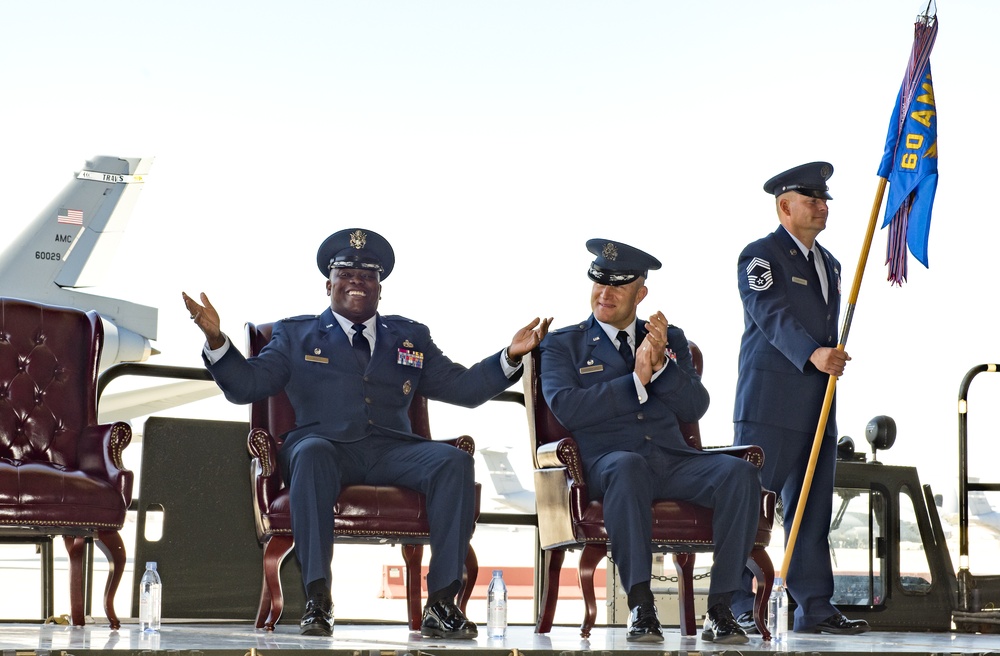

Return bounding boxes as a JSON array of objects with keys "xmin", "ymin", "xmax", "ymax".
[
  {"xmin": 0, "ymin": 156, "xmax": 158, "ymax": 369},
  {"xmin": 480, "ymin": 447, "xmax": 527, "ymax": 495}
]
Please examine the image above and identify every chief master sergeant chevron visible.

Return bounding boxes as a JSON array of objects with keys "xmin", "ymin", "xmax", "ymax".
[
  {"xmin": 730, "ymin": 162, "xmax": 869, "ymax": 635},
  {"xmin": 182, "ymin": 228, "xmax": 550, "ymax": 639}
]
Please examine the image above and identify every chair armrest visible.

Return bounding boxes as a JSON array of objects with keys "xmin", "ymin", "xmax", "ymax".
[
  {"xmin": 536, "ymin": 437, "xmax": 586, "ymax": 483},
  {"xmin": 247, "ymin": 428, "xmax": 280, "ymax": 478},
  {"xmin": 704, "ymin": 444, "xmax": 765, "ymax": 469},
  {"xmin": 78, "ymin": 422, "xmax": 134, "ymax": 503},
  {"xmin": 441, "ymin": 435, "xmax": 475, "ymax": 456}
]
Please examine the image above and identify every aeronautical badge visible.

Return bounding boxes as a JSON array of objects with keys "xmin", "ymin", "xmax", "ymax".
[
  {"xmin": 403, "ymin": 339, "xmax": 414, "ymax": 348},
  {"xmin": 746, "ymin": 257, "xmax": 773, "ymax": 292},
  {"xmin": 349, "ymin": 229, "xmax": 366, "ymax": 249},
  {"xmin": 402, "ymin": 380, "xmax": 412, "ymax": 395},
  {"xmin": 397, "ymin": 348, "xmax": 424, "ymax": 368}
]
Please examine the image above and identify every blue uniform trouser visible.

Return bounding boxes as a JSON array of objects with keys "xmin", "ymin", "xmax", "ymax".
[
  {"xmin": 279, "ymin": 434, "xmax": 476, "ymax": 598},
  {"xmin": 586, "ymin": 443, "xmax": 761, "ymax": 599},
  {"xmin": 732, "ymin": 421, "xmax": 838, "ymax": 630}
]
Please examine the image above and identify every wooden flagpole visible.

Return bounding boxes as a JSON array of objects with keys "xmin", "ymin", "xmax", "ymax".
[{"xmin": 779, "ymin": 176, "xmax": 888, "ymax": 579}]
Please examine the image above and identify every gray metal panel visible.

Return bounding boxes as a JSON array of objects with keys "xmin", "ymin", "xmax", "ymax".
[{"xmin": 132, "ymin": 416, "xmax": 305, "ymax": 620}]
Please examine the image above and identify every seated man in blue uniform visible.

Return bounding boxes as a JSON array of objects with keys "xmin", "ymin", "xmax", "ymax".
[
  {"xmin": 731, "ymin": 162, "xmax": 869, "ymax": 635},
  {"xmin": 182, "ymin": 228, "xmax": 551, "ymax": 639},
  {"xmin": 538, "ymin": 239, "xmax": 762, "ymax": 644}
]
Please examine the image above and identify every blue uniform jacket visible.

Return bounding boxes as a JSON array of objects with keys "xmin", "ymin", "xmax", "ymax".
[
  {"xmin": 538, "ymin": 315, "xmax": 708, "ymax": 466},
  {"xmin": 734, "ymin": 225, "xmax": 842, "ymax": 436},
  {"xmin": 207, "ymin": 307, "xmax": 516, "ymax": 449}
]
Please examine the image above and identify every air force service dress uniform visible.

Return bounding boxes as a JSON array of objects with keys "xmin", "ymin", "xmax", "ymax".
[
  {"xmin": 539, "ymin": 240, "xmax": 761, "ymax": 606},
  {"xmin": 732, "ymin": 163, "xmax": 846, "ymax": 630},
  {"xmin": 203, "ymin": 229, "xmax": 517, "ymax": 604}
]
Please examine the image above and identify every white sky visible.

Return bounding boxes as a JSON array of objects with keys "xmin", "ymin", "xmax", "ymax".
[{"xmin": 2, "ymin": 0, "xmax": 999, "ymax": 503}]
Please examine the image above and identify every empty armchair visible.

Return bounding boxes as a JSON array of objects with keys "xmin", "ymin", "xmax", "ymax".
[{"xmin": 0, "ymin": 297, "xmax": 133, "ymax": 628}]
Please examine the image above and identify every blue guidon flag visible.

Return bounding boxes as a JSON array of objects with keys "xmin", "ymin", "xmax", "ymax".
[{"xmin": 877, "ymin": 4, "xmax": 939, "ymax": 286}]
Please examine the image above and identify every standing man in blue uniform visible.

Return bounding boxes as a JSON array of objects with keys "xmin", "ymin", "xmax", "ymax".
[
  {"xmin": 540, "ymin": 239, "xmax": 761, "ymax": 644},
  {"xmin": 182, "ymin": 228, "xmax": 550, "ymax": 639},
  {"xmin": 731, "ymin": 162, "xmax": 869, "ymax": 635}
]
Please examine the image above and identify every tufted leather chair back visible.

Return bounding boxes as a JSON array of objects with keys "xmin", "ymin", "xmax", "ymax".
[{"xmin": 0, "ymin": 297, "xmax": 102, "ymax": 468}]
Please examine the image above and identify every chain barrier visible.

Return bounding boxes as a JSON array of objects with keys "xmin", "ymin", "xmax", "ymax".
[{"xmin": 606, "ymin": 555, "xmax": 712, "ymax": 583}]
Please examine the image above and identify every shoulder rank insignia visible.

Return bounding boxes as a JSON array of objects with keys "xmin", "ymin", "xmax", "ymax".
[{"xmin": 746, "ymin": 257, "xmax": 773, "ymax": 292}]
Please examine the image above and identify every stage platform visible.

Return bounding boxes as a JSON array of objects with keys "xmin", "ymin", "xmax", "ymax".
[{"xmin": 2, "ymin": 620, "xmax": 1000, "ymax": 656}]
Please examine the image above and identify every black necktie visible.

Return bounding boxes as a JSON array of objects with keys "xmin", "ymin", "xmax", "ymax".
[
  {"xmin": 352, "ymin": 323, "xmax": 370, "ymax": 364},
  {"xmin": 616, "ymin": 330, "xmax": 634, "ymax": 370},
  {"xmin": 806, "ymin": 251, "xmax": 825, "ymax": 299}
]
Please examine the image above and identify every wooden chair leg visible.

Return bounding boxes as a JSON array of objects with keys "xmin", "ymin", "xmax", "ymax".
[
  {"xmin": 535, "ymin": 549, "xmax": 564, "ymax": 634},
  {"xmin": 94, "ymin": 530, "xmax": 126, "ymax": 630},
  {"xmin": 256, "ymin": 572, "xmax": 273, "ymax": 630},
  {"xmin": 458, "ymin": 546, "xmax": 479, "ymax": 614},
  {"xmin": 673, "ymin": 552, "xmax": 697, "ymax": 636},
  {"xmin": 63, "ymin": 536, "xmax": 87, "ymax": 627},
  {"xmin": 578, "ymin": 544, "xmax": 607, "ymax": 639},
  {"xmin": 402, "ymin": 544, "xmax": 425, "ymax": 631},
  {"xmin": 259, "ymin": 535, "xmax": 293, "ymax": 630},
  {"xmin": 747, "ymin": 547, "xmax": 775, "ymax": 640}
]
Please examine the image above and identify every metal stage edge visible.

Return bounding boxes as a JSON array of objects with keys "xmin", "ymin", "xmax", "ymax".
[{"xmin": 4, "ymin": 620, "xmax": 1000, "ymax": 656}]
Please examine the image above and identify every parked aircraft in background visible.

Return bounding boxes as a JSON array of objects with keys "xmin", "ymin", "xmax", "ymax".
[
  {"xmin": 480, "ymin": 447, "xmax": 535, "ymax": 514},
  {"xmin": 0, "ymin": 155, "xmax": 159, "ymax": 371},
  {"xmin": 0, "ymin": 155, "xmax": 220, "ymax": 421}
]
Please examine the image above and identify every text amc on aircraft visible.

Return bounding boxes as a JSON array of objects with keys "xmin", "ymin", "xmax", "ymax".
[{"xmin": 0, "ymin": 155, "xmax": 219, "ymax": 421}]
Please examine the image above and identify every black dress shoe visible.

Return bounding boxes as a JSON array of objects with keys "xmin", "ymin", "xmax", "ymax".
[
  {"xmin": 701, "ymin": 603, "xmax": 749, "ymax": 644},
  {"xmin": 626, "ymin": 602, "xmax": 664, "ymax": 642},
  {"xmin": 420, "ymin": 599, "xmax": 478, "ymax": 639},
  {"xmin": 809, "ymin": 612, "xmax": 870, "ymax": 635},
  {"xmin": 299, "ymin": 598, "xmax": 333, "ymax": 636},
  {"xmin": 736, "ymin": 610, "xmax": 760, "ymax": 635}
]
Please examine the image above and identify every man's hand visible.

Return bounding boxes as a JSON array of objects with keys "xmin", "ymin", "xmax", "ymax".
[
  {"xmin": 636, "ymin": 311, "xmax": 669, "ymax": 384},
  {"xmin": 182, "ymin": 291, "xmax": 226, "ymax": 350},
  {"xmin": 507, "ymin": 317, "xmax": 553, "ymax": 362},
  {"xmin": 809, "ymin": 346, "xmax": 851, "ymax": 377}
]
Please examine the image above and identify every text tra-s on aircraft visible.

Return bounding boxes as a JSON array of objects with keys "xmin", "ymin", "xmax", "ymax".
[{"xmin": 0, "ymin": 155, "xmax": 218, "ymax": 421}]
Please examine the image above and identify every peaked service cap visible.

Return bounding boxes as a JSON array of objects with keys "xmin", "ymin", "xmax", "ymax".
[{"xmin": 316, "ymin": 228, "xmax": 395, "ymax": 280}]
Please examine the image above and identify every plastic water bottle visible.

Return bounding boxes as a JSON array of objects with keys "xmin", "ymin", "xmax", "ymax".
[
  {"xmin": 767, "ymin": 576, "xmax": 787, "ymax": 642},
  {"xmin": 486, "ymin": 569, "xmax": 508, "ymax": 638},
  {"xmin": 138, "ymin": 562, "xmax": 162, "ymax": 632}
]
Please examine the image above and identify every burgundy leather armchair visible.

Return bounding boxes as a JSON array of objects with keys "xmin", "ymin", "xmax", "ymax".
[
  {"xmin": 524, "ymin": 343, "xmax": 776, "ymax": 639},
  {"xmin": 0, "ymin": 298, "xmax": 133, "ymax": 628},
  {"xmin": 245, "ymin": 321, "xmax": 480, "ymax": 630}
]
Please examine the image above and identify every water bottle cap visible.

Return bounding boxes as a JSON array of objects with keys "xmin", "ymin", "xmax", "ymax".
[
  {"xmin": 774, "ymin": 576, "xmax": 783, "ymax": 586},
  {"xmin": 146, "ymin": 562, "xmax": 157, "ymax": 570},
  {"xmin": 492, "ymin": 569, "xmax": 503, "ymax": 576}
]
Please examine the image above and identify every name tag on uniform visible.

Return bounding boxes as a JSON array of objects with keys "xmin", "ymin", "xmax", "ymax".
[
  {"xmin": 304, "ymin": 354, "xmax": 329, "ymax": 364},
  {"xmin": 580, "ymin": 364, "xmax": 604, "ymax": 374},
  {"xmin": 791, "ymin": 276, "xmax": 808, "ymax": 286},
  {"xmin": 398, "ymin": 348, "xmax": 424, "ymax": 368}
]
